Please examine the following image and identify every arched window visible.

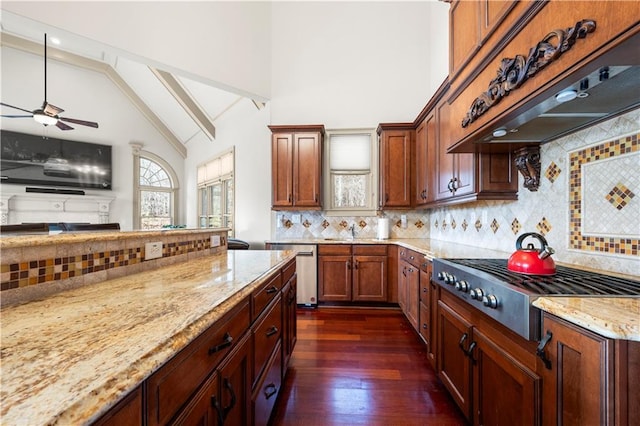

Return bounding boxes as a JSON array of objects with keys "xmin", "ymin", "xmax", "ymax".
[{"xmin": 132, "ymin": 144, "xmax": 179, "ymax": 229}]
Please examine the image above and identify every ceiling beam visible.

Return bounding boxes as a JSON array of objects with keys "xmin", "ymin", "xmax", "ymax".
[
  {"xmin": 151, "ymin": 68, "xmax": 216, "ymax": 141},
  {"xmin": 1, "ymin": 32, "xmax": 187, "ymax": 158}
]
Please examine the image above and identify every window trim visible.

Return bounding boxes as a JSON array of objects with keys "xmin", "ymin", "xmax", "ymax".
[
  {"xmin": 323, "ymin": 128, "xmax": 378, "ymax": 216},
  {"xmin": 197, "ymin": 147, "xmax": 235, "ymax": 235},
  {"xmin": 133, "ymin": 149, "xmax": 180, "ymax": 230}
]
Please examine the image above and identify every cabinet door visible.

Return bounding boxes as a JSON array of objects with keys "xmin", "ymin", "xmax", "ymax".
[
  {"xmin": 218, "ymin": 332, "xmax": 252, "ymax": 426},
  {"xmin": 428, "ymin": 279, "xmax": 439, "ymax": 369},
  {"xmin": 271, "ymin": 133, "xmax": 293, "ymax": 208},
  {"xmin": 398, "ymin": 260, "xmax": 409, "ymax": 312},
  {"xmin": 292, "ymin": 132, "xmax": 322, "ymax": 207},
  {"xmin": 449, "ymin": 0, "xmax": 481, "ymax": 78},
  {"xmin": 415, "ymin": 117, "xmax": 429, "ymax": 207},
  {"xmin": 379, "ymin": 129, "xmax": 413, "ymax": 208},
  {"xmin": 540, "ymin": 314, "xmax": 614, "ymax": 426},
  {"xmin": 405, "ymin": 265, "xmax": 419, "ymax": 331},
  {"xmin": 352, "ymin": 255, "xmax": 388, "ymax": 302},
  {"xmin": 94, "ymin": 386, "xmax": 142, "ymax": 426},
  {"xmin": 171, "ymin": 373, "xmax": 222, "ymax": 426},
  {"xmin": 435, "ymin": 100, "xmax": 456, "ymax": 200},
  {"xmin": 282, "ymin": 276, "xmax": 297, "ymax": 373},
  {"xmin": 453, "ymin": 152, "xmax": 475, "ymax": 198},
  {"xmin": 473, "ymin": 328, "xmax": 541, "ymax": 426},
  {"xmin": 438, "ymin": 300, "xmax": 473, "ymax": 420},
  {"xmin": 318, "ymin": 255, "xmax": 352, "ymax": 301},
  {"xmin": 418, "ymin": 270, "xmax": 431, "ymax": 346}
]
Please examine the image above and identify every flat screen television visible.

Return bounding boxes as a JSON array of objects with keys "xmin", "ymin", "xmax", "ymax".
[{"xmin": 0, "ymin": 130, "xmax": 112, "ymax": 190}]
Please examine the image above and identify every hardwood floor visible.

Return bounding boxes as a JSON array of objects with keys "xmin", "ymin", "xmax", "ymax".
[{"xmin": 270, "ymin": 307, "xmax": 468, "ymax": 425}]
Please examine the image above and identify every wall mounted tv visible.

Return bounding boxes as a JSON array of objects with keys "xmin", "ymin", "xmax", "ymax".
[{"xmin": 0, "ymin": 130, "xmax": 112, "ymax": 190}]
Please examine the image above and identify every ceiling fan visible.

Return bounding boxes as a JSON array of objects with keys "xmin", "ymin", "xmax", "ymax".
[{"xmin": 0, "ymin": 33, "xmax": 99, "ymax": 131}]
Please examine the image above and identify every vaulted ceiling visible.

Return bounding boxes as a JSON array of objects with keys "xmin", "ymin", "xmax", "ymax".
[{"xmin": 0, "ymin": 11, "xmax": 265, "ymax": 158}]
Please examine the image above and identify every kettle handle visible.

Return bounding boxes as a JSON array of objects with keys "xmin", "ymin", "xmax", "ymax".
[{"xmin": 516, "ymin": 232, "xmax": 553, "ymax": 256}]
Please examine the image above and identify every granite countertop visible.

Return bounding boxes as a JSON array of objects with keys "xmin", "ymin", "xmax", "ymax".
[
  {"xmin": 0, "ymin": 249, "xmax": 296, "ymax": 425},
  {"xmin": 269, "ymin": 237, "xmax": 640, "ymax": 341}
]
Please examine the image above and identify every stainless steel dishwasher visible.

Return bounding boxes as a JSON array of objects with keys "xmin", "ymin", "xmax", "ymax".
[{"xmin": 269, "ymin": 244, "xmax": 317, "ymax": 307}]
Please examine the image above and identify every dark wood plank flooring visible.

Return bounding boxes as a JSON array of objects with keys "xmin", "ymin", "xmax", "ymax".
[{"xmin": 270, "ymin": 307, "xmax": 468, "ymax": 425}]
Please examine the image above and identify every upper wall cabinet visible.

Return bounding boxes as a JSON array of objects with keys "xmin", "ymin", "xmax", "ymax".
[
  {"xmin": 377, "ymin": 124, "xmax": 414, "ymax": 209},
  {"xmin": 447, "ymin": 0, "xmax": 640, "ymax": 153},
  {"xmin": 269, "ymin": 125, "xmax": 324, "ymax": 211}
]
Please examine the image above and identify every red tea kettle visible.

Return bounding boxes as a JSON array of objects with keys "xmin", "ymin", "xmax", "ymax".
[{"xmin": 507, "ymin": 232, "xmax": 556, "ymax": 275}]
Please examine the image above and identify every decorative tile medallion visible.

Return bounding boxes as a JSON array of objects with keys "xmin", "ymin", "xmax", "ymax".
[
  {"xmin": 358, "ymin": 220, "xmax": 367, "ymax": 228},
  {"xmin": 321, "ymin": 220, "xmax": 330, "ymax": 229},
  {"xmin": 451, "ymin": 219, "xmax": 456, "ymax": 230},
  {"xmin": 339, "ymin": 220, "xmax": 348, "ymax": 229},
  {"xmin": 511, "ymin": 218, "xmax": 522, "ymax": 235},
  {"xmin": 490, "ymin": 219, "xmax": 499, "ymax": 234},
  {"xmin": 569, "ymin": 132, "xmax": 639, "ymax": 255},
  {"xmin": 434, "ymin": 220, "xmax": 439, "ymax": 229},
  {"xmin": 442, "ymin": 220, "xmax": 447, "ymax": 230},
  {"xmin": 302, "ymin": 219, "xmax": 311, "ymax": 228},
  {"xmin": 415, "ymin": 220, "xmax": 424, "ymax": 229},
  {"xmin": 545, "ymin": 161, "xmax": 561, "ymax": 183},
  {"xmin": 536, "ymin": 217, "xmax": 552, "ymax": 235},
  {"xmin": 284, "ymin": 220, "xmax": 293, "ymax": 229},
  {"xmin": 475, "ymin": 219, "xmax": 482, "ymax": 232},
  {"xmin": 606, "ymin": 183, "xmax": 635, "ymax": 210},
  {"xmin": 461, "ymin": 219, "xmax": 468, "ymax": 231},
  {"xmin": 395, "ymin": 220, "xmax": 402, "ymax": 228}
]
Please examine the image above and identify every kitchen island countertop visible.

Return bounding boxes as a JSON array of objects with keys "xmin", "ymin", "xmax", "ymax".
[{"xmin": 0, "ymin": 249, "xmax": 295, "ymax": 425}]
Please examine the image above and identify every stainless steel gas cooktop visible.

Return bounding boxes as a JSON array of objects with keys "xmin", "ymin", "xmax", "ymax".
[{"xmin": 432, "ymin": 258, "xmax": 640, "ymax": 341}]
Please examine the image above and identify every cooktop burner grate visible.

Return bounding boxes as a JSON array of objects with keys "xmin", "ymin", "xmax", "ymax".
[{"xmin": 446, "ymin": 259, "xmax": 640, "ymax": 296}]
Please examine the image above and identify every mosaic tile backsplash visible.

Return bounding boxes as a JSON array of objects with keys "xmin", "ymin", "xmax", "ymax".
[{"xmin": 274, "ymin": 109, "xmax": 640, "ymax": 276}]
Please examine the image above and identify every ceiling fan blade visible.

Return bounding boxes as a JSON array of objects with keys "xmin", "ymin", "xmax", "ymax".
[
  {"xmin": 0, "ymin": 102, "xmax": 34, "ymax": 114},
  {"xmin": 43, "ymin": 102, "xmax": 64, "ymax": 116},
  {"xmin": 1, "ymin": 114, "xmax": 33, "ymax": 118},
  {"xmin": 59, "ymin": 116, "xmax": 99, "ymax": 128},
  {"xmin": 55, "ymin": 120, "xmax": 74, "ymax": 131}
]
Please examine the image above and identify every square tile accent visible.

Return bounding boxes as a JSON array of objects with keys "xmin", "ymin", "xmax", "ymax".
[
  {"xmin": 451, "ymin": 219, "xmax": 456, "ymax": 230},
  {"xmin": 536, "ymin": 217, "xmax": 552, "ymax": 235},
  {"xmin": 569, "ymin": 132, "xmax": 639, "ymax": 255},
  {"xmin": 606, "ymin": 183, "xmax": 635, "ymax": 210},
  {"xmin": 475, "ymin": 219, "xmax": 482, "ymax": 232},
  {"xmin": 545, "ymin": 161, "xmax": 561, "ymax": 183},
  {"xmin": 490, "ymin": 219, "xmax": 499, "ymax": 234},
  {"xmin": 511, "ymin": 218, "xmax": 522, "ymax": 235},
  {"xmin": 462, "ymin": 219, "xmax": 468, "ymax": 231},
  {"xmin": 415, "ymin": 220, "xmax": 424, "ymax": 229}
]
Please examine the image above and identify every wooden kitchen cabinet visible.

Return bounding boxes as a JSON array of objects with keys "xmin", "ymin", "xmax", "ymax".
[
  {"xmin": 318, "ymin": 244, "xmax": 388, "ymax": 303},
  {"xmin": 434, "ymin": 98, "xmax": 518, "ymax": 203},
  {"xmin": 269, "ymin": 125, "xmax": 324, "ymax": 210},
  {"xmin": 414, "ymin": 112, "xmax": 436, "ymax": 206},
  {"xmin": 536, "ymin": 313, "xmax": 640, "ymax": 426},
  {"xmin": 171, "ymin": 371, "xmax": 222, "ymax": 426},
  {"xmin": 218, "ymin": 332, "xmax": 252, "ymax": 426},
  {"xmin": 377, "ymin": 124, "xmax": 414, "ymax": 209},
  {"xmin": 437, "ymin": 291, "xmax": 541, "ymax": 424},
  {"xmin": 399, "ymin": 259, "xmax": 419, "ymax": 330},
  {"xmin": 94, "ymin": 386, "xmax": 143, "ymax": 426},
  {"xmin": 281, "ymin": 259, "xmax": 297, "ymax": 374}
]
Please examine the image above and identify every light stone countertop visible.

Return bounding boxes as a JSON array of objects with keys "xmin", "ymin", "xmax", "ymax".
[
  {"xmin": 0, "ymin": 249, "xmax": 296, "ymax": 426},
  {"xmin": 532, "ymin": 297, "xmax": 640, "ymax": 341}
]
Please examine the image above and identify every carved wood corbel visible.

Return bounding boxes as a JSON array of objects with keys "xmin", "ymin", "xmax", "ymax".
[
  {"xmin": 514, "ymin": 146, "xmax": 541, "ymax": 192},
  {"xmin": 461, "ymin": 19, "xmax": 596, "ymax": 128}
]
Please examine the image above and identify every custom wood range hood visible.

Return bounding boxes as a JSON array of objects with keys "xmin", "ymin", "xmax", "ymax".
[{"xmin": 447, "ymin": 12, "xmax": 640, "ymax": 156}]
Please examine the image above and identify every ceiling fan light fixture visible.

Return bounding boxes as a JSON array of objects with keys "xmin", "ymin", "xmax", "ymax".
[{"xmin": 33, "ymin": 111, "xmax": 58, "ymax": 126}]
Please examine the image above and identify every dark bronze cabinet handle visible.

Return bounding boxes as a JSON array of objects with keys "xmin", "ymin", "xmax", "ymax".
[
  {"xmin": 266, "ymin": 286, "xmax": 278, "ymax": 294},
  {"xmin": 211, "ymin": 395, "xmax": 224, "ymax": 426},
  {"xmin": 458, "ymin": 333, "xmax": 468, "ymax": 352},
  {"xmin": 209, "ymin": 332, "xmax": 233, "ymax": 355},
  {"xmin": 222, "ymin": 378, "xmax": 236, "ymax": 420},
  {"xmin": 537, "ymin": 330, "xmax": 553, "ymax": 369},
  {"xmin": 266, "ymin": 326, "xmax": 279, "ymax": 337},
  {"xmin": 264, "ymin": 383, "xmax": 278, "ymax": 399}
]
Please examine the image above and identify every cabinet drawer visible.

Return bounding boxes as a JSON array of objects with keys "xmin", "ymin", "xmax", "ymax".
[
  {"xmin": 253, "ymin": 272, "xmax": 282, "ymax": 320},
  {"xmin": 318, "ymin": 244, "xmax": 352, "ymax": 256},
  {"xmin": 353, "ymin": 244, "xmax": 387, "ymax": 256},
  {"xmin": 147, "ymin": 298, "xmax": 250, "ymax": 426},
  {"xmin": 253, "ymin": 296, "xmax": 283, "ymax": 386},
  {"xmin": 253, "ymin": 340, "xmax": 283, "ymax": 426}
]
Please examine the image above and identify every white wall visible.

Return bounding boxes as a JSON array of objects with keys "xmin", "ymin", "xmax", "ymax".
[
  {"xmin": 2, "ymin": 1, "xmax": 272, "ymax": 100},
  {"xmin": 0, "ymin": 46, "xmax": 185, "ymax": 230},
  {"xmin": 270, "ymin": 1, "xmax": 450, "ymax": 127},
  {"xmin": 184, "ymin": 99, "xmax": 272, "ymax": 247}
]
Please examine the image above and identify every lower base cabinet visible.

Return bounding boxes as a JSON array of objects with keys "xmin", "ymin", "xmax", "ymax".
[
  {"xmin": 253, "ymin": 340, "xmax": 283, "ymax": 426},
  {"xmin": 538, "ymin": 313, "xmax": 640, "ymax": 426},
  {"xmin": 437, "ymin": 291, "xmax": 541, "ymax": 424}
]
